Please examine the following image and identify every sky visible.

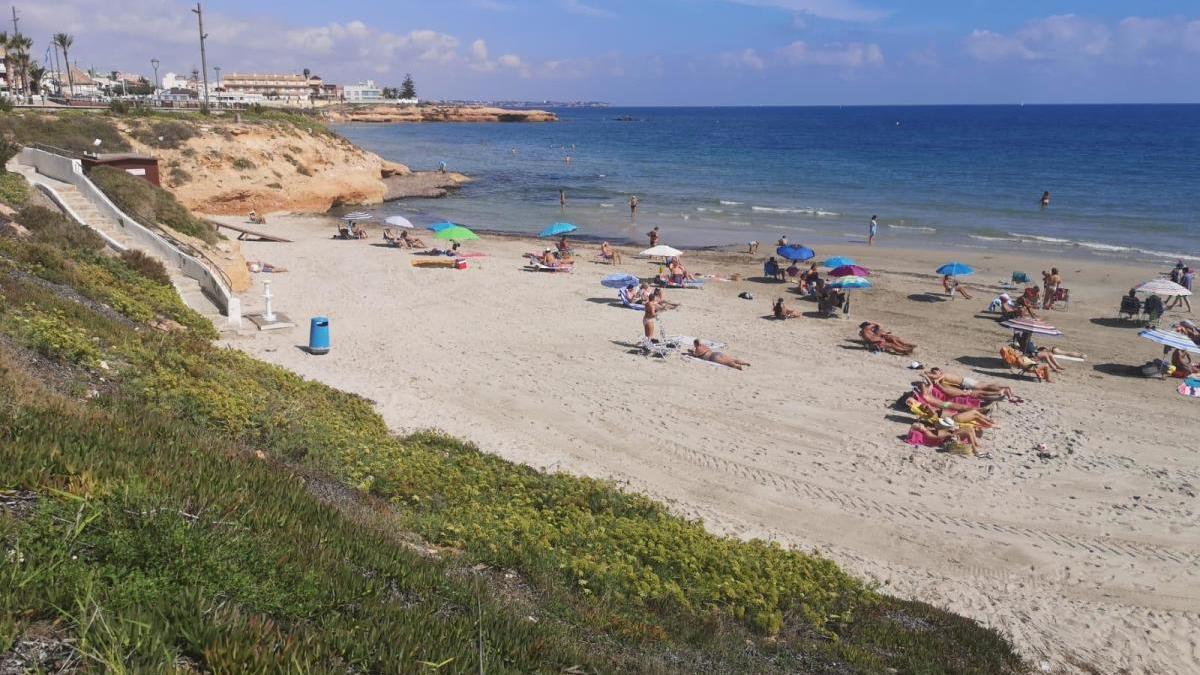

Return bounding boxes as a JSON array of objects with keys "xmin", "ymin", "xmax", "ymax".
[{"xmin": 23, "ymin": 0, "xmax": 1200, "ymax": 105}]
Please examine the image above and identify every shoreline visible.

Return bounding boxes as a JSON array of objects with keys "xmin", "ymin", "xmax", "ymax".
[{"xmin": 221, "ymin": 211, "xmax": 1200, "ymax": 674}]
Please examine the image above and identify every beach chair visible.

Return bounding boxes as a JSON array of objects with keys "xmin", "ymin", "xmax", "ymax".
[
  {"xmin": 1118, "ymin": 295, "xmax": 1142, "ymax": 321},
  {"xmin": 618, "ymin": 287, "xmax": 645, "ymax": 310},
  {"xmin": 1047, "ymin": 287, "xmax": 1070, "ymax": 311},
  {"xmin": 1000, "ymin": 345, "xmax": 1047, "ymax": 381},
  {"xmin": 1011, "ymin": 271, "xmax": 1030, "ymax": 285}
]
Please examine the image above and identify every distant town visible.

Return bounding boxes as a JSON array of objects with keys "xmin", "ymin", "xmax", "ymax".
[{"xmin": 0, "ymin": 4, "xmax": 605, "ymax": 113}]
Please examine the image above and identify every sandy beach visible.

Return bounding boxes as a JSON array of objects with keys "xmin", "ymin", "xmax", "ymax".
[{"xmin": 218, "ymin": 214, "xmax": 1199, "ymax": 674}]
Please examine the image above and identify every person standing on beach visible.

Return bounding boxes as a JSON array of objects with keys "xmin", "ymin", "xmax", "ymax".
[
  {"xmin": 869, "ymin": 215, "xmax": 878, "ymax": 246},
  {"xmin": 629, "ymin": 195, "xmax": 639, "ymax": 222},
  {"xmin": 1167, "ymin": 267, "xmax": 1193, "ymax": 312},
  {"xmin": 647, "ymin": 226, "xmax": 659, "ymax": 247},
  {"xmin": 1044, "ymin": 267, "xmax": 1062, "ymax": 309},
  {"xmin": 559, "ymin": 189, "xmax": 566, "ymax": 211},
  {"xmin": 1041, "ymin": 191, "xmax": 1051, "ymax": 208}
]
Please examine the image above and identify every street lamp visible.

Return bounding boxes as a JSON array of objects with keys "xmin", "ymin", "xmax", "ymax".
[
  {"xmin": 150, "ymin": 58, "xmax": 160, "ymax": 95},
  {"xmin": 213, "ymin": 65, "xmax": 221, "ymax": 91}
]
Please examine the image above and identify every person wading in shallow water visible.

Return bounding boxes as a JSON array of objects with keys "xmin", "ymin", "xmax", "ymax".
[
  {"xmin": 647, "ymin": 225, "xmax": 659, "ymax": 247},
  {"xmin": 629, "ymin": 195, "xmax": 639, "ymax": 223},
  {"xmin": 869, "ymin": 215, "xmax": 878, "ymax": 246}
]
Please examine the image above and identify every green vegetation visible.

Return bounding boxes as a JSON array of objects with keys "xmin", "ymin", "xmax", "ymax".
[
  {"xmin": 231, "ymin": 157, "xmax": 256, "ymax": 171},
  {"xmin": 0, "ymin": 171, "xmax": 29, "ymax": 207},
  {"xmin": 0, "ymin": 190, "xmax": 1023, "ymax": 672},
  {"xmin": 118, "ymin": 249, "xmax": 171, "ymax": 286},
  {"xmin": 88, "ymin": 166, "xmax": 218, "ymax": 244},
  {"xmin": 129, "ymin": 119, "xmax": 197, "ymax": 150},
  {"xmin": 0, "ymin": 111, "xmax": 130, "ymax": 154}
]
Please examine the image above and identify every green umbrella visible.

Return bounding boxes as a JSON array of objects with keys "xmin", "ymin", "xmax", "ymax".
[{"xmin": 432, "ymin": 225, "xmax": 479, "ymax": 241}]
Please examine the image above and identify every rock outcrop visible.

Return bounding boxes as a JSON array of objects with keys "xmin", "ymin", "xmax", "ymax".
[{"xmin": 326, "ymin": 105, "xmax": 556, "ymax": 124}]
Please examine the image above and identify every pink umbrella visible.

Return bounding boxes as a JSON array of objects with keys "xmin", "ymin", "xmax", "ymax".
[{"xmin": 830, "ymin": 264, "xmax": 871, "ymax": 277}]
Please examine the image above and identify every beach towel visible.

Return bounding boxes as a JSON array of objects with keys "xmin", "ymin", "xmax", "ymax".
[
  {"xmin": 657, "ymin": 278, "xmax": 705, "ymax": 289},
  {"xmin": 411, "ymin": 258, "xmax": 465, "ymax": 269}
]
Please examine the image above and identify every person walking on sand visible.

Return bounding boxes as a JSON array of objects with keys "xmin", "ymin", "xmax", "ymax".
[
  {"xmin": 869, "ymin": 215, "xmax": 878, "ymax": 246},
  {"xmin": 1041, "ymin": 191, "xmax": 1051, "ymax": 208},
  {"xmin": 629, "ymin": 195, "xmax": 639, "ymax": 223},
  {"xmin": 647, "ymin": 226, "xmax": 659, "ymax": 247}
]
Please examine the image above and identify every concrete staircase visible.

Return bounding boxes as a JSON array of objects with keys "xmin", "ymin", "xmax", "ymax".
[{"xmin": 17, "ymin": 167, "xmax": 227, "ymax": 324}]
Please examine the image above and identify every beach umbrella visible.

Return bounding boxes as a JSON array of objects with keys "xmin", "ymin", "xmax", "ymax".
[
  {"xmin": 433, "ymin": 225, "xmax": 479, "ymax": 241},
  {"xmin": 776, "ymin": 244, "xmax": 815, "ymax": 262},
  {"xmin": 342, "ymin": 211, "xmax": 371, "ymax": 221},
  {"xmin": 641, "ymin": 245, "xmax": 683, "ymax": 258},
  {"xmin": 830, "ymin": 264, "xmax": 870, "ymax": 277},
  {"xmin": 821, "ymin": 256, "xmax": 855, "ymax": 269},
  {"xmin": 601, "ymin": 273, "xmax": 640, "ymax": 289},
  {"xmin": 1135, "ymin": 279, "xmax": 1191, "ymax": 297},
  {"xmin": 427, "ymin": 221, "xmax": 459, "ymax": 232},
  {"xmin": 385, "ymin": 215, "xmax": 414, "ymax": 228},
  {"xmin": 539, "ymin": 222, "xmax": 577, "ymax": 238},
  {"xmin": 936, "ymin": 262, "xmax": 974, "ymax": 277},
  {"xmin": 827, "ymin": 275, "xmax": 871, "ymax": 290},
  {"xmin": 1139, "ymin": 328, "xmax": 1200, "ymax": 354},
  {"xmin": 1001, "ymin": 318, "xmax": 1063, "ymax": 336}
]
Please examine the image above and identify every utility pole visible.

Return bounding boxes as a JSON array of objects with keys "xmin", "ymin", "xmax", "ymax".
[
  {"xmin": 10, "ymin": 6, "xmax": 18, "ymax": 34},
  {"xmin": 191, "ymin": 2, "xmax": 210, "ymax": 112}
]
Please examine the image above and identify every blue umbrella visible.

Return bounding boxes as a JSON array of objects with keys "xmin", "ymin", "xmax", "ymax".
[
  {"xmin": 539, "ymin": 222, "xmax": 578, "ymax": 238},
  {"xmin": 601, "ymin": 273, "xmax": 640, "ymax": 289},
  {"xmin": 936, "ymin": 262, "xmax": 975, "ymax": 276},
  {"xmin": 822, "ymin": 256, "xmax": 855, "ymax": 269},
  {"xmin": 428, "ymin": 222, "xmax": 459, "ymax": 232},
  {"xmin": 776, "ymin": 245, "xmax": 815, "ymax": 262}
]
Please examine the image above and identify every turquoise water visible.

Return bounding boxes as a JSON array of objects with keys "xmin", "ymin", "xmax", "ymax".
[{"xmin": 335, "ymin": 105, "xmax": 1200, "ymax": 262}]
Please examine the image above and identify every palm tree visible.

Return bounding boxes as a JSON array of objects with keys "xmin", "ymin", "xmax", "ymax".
[
  {"xmin": 52, "ymin": 33, "xmax": 73, "ymax": 96},
  {"xmin": 28, "ymin": 63, "xmax": 45, "ymax": 99},
  {"xmin": 8, "ymin": 34, "xmax": 31, "ymax": 102}
]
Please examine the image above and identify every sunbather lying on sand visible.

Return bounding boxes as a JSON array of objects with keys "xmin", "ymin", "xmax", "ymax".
[
  {"xmin": 859, "ymin": 322, "xmax": 916, "ymax": 355},
  {"xmin": 923, "ymin": 368, "xmax": 1019, "ymax": 402},
  {"xmin": 690, "ymin": 339, "xmax": 751, "ymax": 370},
  {"xmin": 910, "ymin": 421, "xmax": 980, "ymax": 454},
  {"xmin": 914, "ymin": 383, "xmax": 990, "ymax": 414},
  {"xmin": 907, "ymin": 397, "xmax": 999, "ymax": 429},
  {"xmin": 1016, "ymin": 333, "xmax": 1068, "ymax": 372},
  {"xmin": 943, "ymin": 275, "xmax": 972, "ymax": 299},
  {"xmin": 774, "ymin": 298, "xmax": 801, "ymax": 320}
]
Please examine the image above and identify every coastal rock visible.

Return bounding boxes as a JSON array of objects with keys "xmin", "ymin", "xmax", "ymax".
[
  {"xmin": 382, "ymin": 172, "xmax": 471, "ymax": 200},
  {"xmin": 325, "ymin": 105, "xmax": 557, "ymax": 124}
]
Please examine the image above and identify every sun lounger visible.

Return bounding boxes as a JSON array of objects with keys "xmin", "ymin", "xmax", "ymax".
[{"xmin": 618, "ymin": 287, "xmax": 645, "ymax": 310}]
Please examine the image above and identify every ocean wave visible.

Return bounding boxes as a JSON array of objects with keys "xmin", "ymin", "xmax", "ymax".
[
  {"xmin": 968, "ymin": 235, "xmax": 1018, "ymax": 242},
  {"xmin": 696, "ymin": 207, "xmax": 725, "ymax": 214},
  {"xmin": 887, "ymin": 224, "xmax": 937, "ymax": 233},
  {"xmin": 599, "ymin": 203, "xmax": 614, "ymax": 208},
  {"xmin": 719, "ymin": 200, "xmax": 743, "ymax": 206},
  {"xmin": 1003, "ymin": 234, "xmax": 1198, "ymax": 262},
  {"xmin": 752, "ymin": 206, "xmax": 839, "ymax": 216},
  {"xmin": 1008, "ymin": 233, "xmax": 1069, "ymax": 244}
]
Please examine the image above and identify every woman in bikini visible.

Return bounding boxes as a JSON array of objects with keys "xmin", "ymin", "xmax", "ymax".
[
  {"xmin": 942, "ymin": 275, "xmax": 972, "ymax": 299},
  {"xmin": 643, "ymin": 294, "xmax": 661, "ymax": 341},
  {"xmin": 689, "ymin": 339, "xmax": 751, "ymax": 370},
  {"xmin": 923, "ymin": 368, "xmax": 1017, "ymax": 402}
]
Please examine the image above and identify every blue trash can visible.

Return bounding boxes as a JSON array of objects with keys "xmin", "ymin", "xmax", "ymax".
[{"xmin": 309, "ymin": 316, "xmax": 330, "ymax": 355}]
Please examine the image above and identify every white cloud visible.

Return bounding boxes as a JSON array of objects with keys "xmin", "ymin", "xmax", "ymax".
[
  {"xmin": 723, "ymin": 0, "xmax": 889, "ymax": 23},
  {"xmin": 719, "ymin": 48, "xmax": 766, "ymax": 71},
  {"xmin": 563, "ymin": 0, "xmax": 616, "ymax": 19},
  {"xmin": 779, "ymin": 41, "xmax": 884, "ymax": 67},
  {"xmin": 965, "ymin": 14, "xmax": 1200, "ymax": 64}
]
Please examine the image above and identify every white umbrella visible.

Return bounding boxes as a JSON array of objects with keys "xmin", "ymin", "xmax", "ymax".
[
  {"xmin": 385, "ymin": 215, "xmax": 414, "ymax": 228},
  {"xmin": 1135, "ymin": 279, "xmax": 1191, "ymax": 297},
  {"xmin": 641, "ymin": 245, "xmax": 683, "ymax": 258},
  {"xmin": 1139, "ymin": 328, "xmax": 1200, "ymax": 354},
  {"xmin": 1001, "ymin": 318, "xmax": 1063, "ymax": 336}
]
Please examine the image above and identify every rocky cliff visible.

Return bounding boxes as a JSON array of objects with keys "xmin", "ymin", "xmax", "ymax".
[
  {"xmin": 115, "ymin": 117, "xmax": 465, "ymax": 216},
  {"xmin": 326, "ymin": 105, "xmax": 556, "ymax": 124}
]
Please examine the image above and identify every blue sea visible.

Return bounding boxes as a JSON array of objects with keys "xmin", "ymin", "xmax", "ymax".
[{"xmin": 335, "ymin": 105, "xmax": 1200, "ymax": 262}]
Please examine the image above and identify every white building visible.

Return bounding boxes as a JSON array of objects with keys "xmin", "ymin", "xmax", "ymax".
[{"xmin": 343, "ymin": 80, "xmax": 383, "ymax": 104}]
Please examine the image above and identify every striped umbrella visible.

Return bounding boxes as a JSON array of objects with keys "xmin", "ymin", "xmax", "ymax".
[
  {"xmin": 1135, "ymin": 279, "xmax": 1191, "ymax": 297},
  {"xmin": 827, "ymin": 275, "xmax": 871, "ymax": 290},
  {"xmin": 1001, "ymin": 318, "xmax": 1063, "ymax": 336},
  {"xmin": 1139, "ymin": 328, "xmax": 1200, "ymax": 354},
  {"xmin": 341, "ymin": 211, "xmax": 372, "ymax": 221},
  {"xmin": 830, "ymin": 264, "xmax": 870, "ymax": 277}
]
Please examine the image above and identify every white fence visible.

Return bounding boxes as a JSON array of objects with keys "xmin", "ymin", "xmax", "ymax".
[{"xmin": 18, "ymin": 147, "xmax": 241, "ymax": 325}]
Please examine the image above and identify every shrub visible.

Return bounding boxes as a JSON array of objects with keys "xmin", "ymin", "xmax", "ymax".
[
  {"xmin": 131, "ymin": 120, "xmax": 197, "ymax": 150},
  {"xmin": 88, "ymin": 166, "xmax": 217, "ymax": 244},
  {"xmin": 119, "ymin": 249, "xmax": 171, "ymax": 286},
  {"xmin": 16, "ymin": 205, "xmax": 105, "ymax": 252},
  {"xmin": 0, "ymin": 97, "xmax": 12, "ymax": 113},
  {"xmin": 168, "ymin": 166, "xmax": 191, "ymax": 186},
  {"xmin": 0, "ymin": 170, "xmax": 29, "ymax": 207},
  {"xmin": 12, "ymin": 304, "xmax": 101, "ymax": 366},
  {"xmin": 109, "ymin": 100, "xmax": 131, "ymax": 115},
  {"xmin": 232, "ymin": 157, "xmax": 256, "ymax": 171},
  {"xmin": 0, "ymin": 112, "xmax": 130, "ymax": 153},
  {"xmin": 0, "ymin": 136, "xmax": 21, "ymax": 166}
]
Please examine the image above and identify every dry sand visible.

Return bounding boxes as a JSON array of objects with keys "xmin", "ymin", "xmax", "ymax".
[{"xmin": 217, "ymin": 214, "xmax": 1200, "ymax": 674}]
